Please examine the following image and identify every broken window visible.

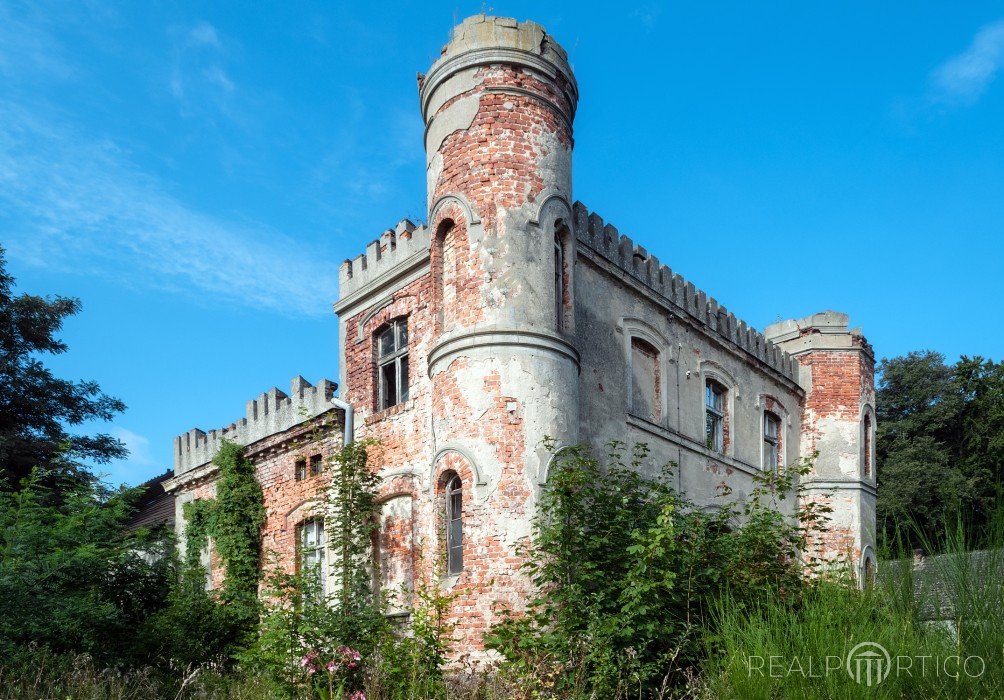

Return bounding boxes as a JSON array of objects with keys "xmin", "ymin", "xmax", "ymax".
[
  {"xmin": 309, "ymin": 454, "xmax": 323, "ymax": 477},
  {"xmin": 295, "ymin": 458, "xmax": 307, "ymax": 481},
  {"xmin": 630, "ymin": 337, "xmax": 661, "ymax": 422},
  {"xmin": 298, "ymin": 518, "xmax": 326, "ymax": 596},
  {"xmin": 376, "ymin": 318, "xmax": 409, "ymax": 410},
  {"xmin": 444, "ymin": 473, "xmax": 463, "ymax": 575},
  {"xmin": 705, "ymin": 380, "xmax": 726, "ymax": 453},
  {"xmin": 763, "ymin": 411, "xmax": 780, "ymax": 471}
]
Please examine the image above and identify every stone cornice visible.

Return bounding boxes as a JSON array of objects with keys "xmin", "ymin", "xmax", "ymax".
[{"xmin": 428, "ymin": 327, "xmax": 580, "ymax": 376}]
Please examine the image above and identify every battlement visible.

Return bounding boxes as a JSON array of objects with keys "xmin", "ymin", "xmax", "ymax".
[
  {"xmin": 571, "ymin": 201, "xmax": 800, "ymax": 383},
  {"xmin": 338, "ymin": 219, "xmax": 431, "ymax": 302},
  {"xmin": 173, "ymin": 376, "xmax": 339, "ymax": 476}
]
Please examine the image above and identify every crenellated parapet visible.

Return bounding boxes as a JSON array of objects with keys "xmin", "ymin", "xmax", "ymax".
[
  {"xmin": 338, "ymin": 219, "xmax": 431, "ymax": 303},
  {"xmin": 173, "ymin": 376, "xmax": 338, "ymax": 475},
  {"xmin": 571, "ymin": 201, "xmax": 800, "ymax": 383}
]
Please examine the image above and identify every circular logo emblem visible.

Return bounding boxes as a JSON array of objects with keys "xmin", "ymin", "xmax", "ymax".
[{"xmin": 846, "ymin": 641, "xmax": 892, "ymax": 686}]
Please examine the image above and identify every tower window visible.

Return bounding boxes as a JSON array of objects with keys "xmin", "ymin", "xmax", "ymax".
[
  {"xmin": 298, "ymin": 518, "xmax": 326, "ymax": 595},
  {"xmin": 444, "ymin": 473, "xmax": 463, "ymax": 575},
  {"xmin": 554, "ymin": 232, "xmax": 565, "ymax": 331},
  {"xmin": 763, "ymin": 411, "xmax": 780, "ymax": 471},
  {"xmin": 705, "ymin": 380, "xmax": 726, "ymax": 453},
  {"xmin": 309, "ymin": 454, "xmax": 323, "ymax": 477},
  {"xmin": 376, "ymin": 318, "xmax": 409, "ymax": 410},
  {"xmin": 863, "ymin": 414, "xmax": 873, "ymax": 478},
  {"xmin": 295, "ymin": 458, "xmax": 307, "ymax": 481}
]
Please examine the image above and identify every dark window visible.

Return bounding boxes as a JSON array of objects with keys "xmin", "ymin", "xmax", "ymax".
[
  {"xmin": 295, "ymin": 458, "xmax": 307, "ymax": 481},
  {"xmin": 445, "ymin": 473, "xmax": 463, "ymax": 575},
  {"xmin": 309, "ymin": 454, "xmax": 323, "ymax": 477},
  {"xmin": 298, "ymin": 518, "xmax": 326, "ymax": 595},
  {"xmin": 863, "ymin": 414, "xmax": 872, "ymax": 478},
  {"xmin": 763, "ymin": 411, "xmax": 780, "ymax": 470},
  {"xmin": 377, "ymin": 318, "xmax": 409, "ymax": 410},
  {"xmin": 554, "ymin": 232, "xmax": 564, "ymax": 331},
  {"xmin": 705, "ymin": 380, "xmax": 725, "ymax": 453}
]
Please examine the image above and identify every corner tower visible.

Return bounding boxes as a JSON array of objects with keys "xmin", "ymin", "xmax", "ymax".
[
  {"xmin": 766, "ymin": 312, "xmax": 878, "ymax": 582},
  {"xmin": 417, "ymin": 16, "xmax": 580, "ymax": 645}
]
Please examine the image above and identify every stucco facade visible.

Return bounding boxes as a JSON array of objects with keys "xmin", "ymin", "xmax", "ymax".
[{"xmin": 167, "ymin": 14, "xmax": 877, "ymax": 657}]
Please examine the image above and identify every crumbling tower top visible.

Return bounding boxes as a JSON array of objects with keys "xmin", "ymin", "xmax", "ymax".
[{"xmin": 418, "ymin": 15, "xmax": 578, "ymax": 128}]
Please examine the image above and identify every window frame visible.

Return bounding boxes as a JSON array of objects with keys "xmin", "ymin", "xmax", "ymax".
[
  {"xmin": 444, "ymin": 473, "xmax": 463, "ymax": 576},
  {"xmin": 295, "ymin": 458, "xmax": 307, "ymax": 481},
  {"xmin": 554, "ymin": 231, "xmax": 565, "ymax": 332},
  {"xmin": 309, "ymin": 454, "xmax": 323, "ymax": 477},
  {"xmin": 705, "ymin": 379, "xmax": 726, "ymax": 453},
  {"xmin": 376, "ymin": 318, "xmax": 409, "ymax": 411},
  {"xmin": 763, "ymin": 410, "xmax": 781, "ymax": 471},
  {"xmin": 298, "ymin": 518, "xmax": 326, "ymax": 596},
  {"xmin": 862, "ymin": 409, "xmax": 875, "ymax": 479}
]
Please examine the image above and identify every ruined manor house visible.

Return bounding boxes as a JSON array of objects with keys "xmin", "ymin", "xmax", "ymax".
[{"xmin": 164, "ymin": 15, "xmax": 877, "ymax": 653}]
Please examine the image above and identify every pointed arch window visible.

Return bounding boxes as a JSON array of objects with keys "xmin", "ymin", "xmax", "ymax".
[{"xmin": 444, "ymin": 473, "xmax": 463, "ymax": 575}]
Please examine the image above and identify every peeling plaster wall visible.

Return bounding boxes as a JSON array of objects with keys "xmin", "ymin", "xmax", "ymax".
[{"xmin": 573, "ymin": 255, "xmax": 804, "ymax": 512}]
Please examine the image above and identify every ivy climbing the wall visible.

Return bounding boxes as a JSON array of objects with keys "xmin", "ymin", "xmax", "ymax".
[{"xmin": 180, "ymin": 440, "xmax": 265, "ymax": 632}]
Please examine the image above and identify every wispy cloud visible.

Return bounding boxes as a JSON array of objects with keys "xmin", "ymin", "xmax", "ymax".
[
  {"xmin": 169, "ymin": 21, "xmax": 238, "ymax": 117},
  {"xmin": 111, "ymin": 427, "xmax": 158, "ymax": 468},
  {"xmin": 0, "ymin": 100, "xmax": 340, "ymax": 317},
  {"xmin": 930, "ymin": 19, "xmax": 1004, "ymax": 106}
]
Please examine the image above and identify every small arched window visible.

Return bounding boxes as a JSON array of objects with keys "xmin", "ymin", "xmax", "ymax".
[
  {"xmin": 376, "ymin": 318, "xmax": 409, "ymax": 410},
  {"xmin": 554, "ymin": 231, "xmax": 565, "ymax": 331},
  {"xmin": 444, "ymin": 473, "xmax": 463, "ymax": 575},
  {"xmin": 863, "ymin": 414, "xmax": 873, "ymax": 478}
]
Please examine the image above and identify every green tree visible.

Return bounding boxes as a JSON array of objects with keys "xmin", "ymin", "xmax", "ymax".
[
  {"xmin": 0, "ymin": 246, "xmax": 125, "ymax": 491},
  {"xmin": 875, "ymin": 351, "xmax": 1004, "ymax": 549}
]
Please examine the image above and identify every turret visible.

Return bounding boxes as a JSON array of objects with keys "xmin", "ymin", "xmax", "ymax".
[{"xmin": 766, "ymin": 311, "xmax": 878, "ymax": 583}]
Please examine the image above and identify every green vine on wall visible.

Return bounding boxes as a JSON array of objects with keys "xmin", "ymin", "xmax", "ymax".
[{"xmin": 181, "ymin": 440, "xmax": 266, "ymax": 624}]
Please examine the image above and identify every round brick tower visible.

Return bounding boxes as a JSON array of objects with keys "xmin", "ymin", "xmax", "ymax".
[{"xmin": 417, "ymin": 15, "xmax": 580, "ymax": 650}]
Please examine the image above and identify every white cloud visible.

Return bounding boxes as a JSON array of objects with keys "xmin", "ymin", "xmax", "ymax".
[
  {"xmin": 0, "ymin": 100, "xmax": 340, "ymax": 317},
  {"xmin": 111, "ymin": 427, "xmax": 158, "ymax": 468},
  {"xmin": 930, "ymin": 19, "xmax": 1004, "ymax": 105}
]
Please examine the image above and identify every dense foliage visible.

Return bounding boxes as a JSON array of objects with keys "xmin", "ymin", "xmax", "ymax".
[
  {"xmin": 876, "ymin": 350, "xmax": 1004, "ymax": 549},
  {"xmin": 0, "ymin": 473, "xmax": 171, "ymax": 667},
  {"xmin": 0, "ymin": 246, "xmax": 125, "ymax": 492},
  {"xmin": 486, "ymin": 441, "xmax": 821, "ymax": 698}
]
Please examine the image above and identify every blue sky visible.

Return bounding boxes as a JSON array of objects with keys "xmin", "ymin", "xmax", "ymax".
[{"xmin": 3, "ymin": 1, "xmax": 1003, "ymax": 486}]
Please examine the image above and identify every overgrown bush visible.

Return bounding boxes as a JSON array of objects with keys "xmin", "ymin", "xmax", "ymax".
[{"xmin": 486, "ymin": 441, "xmax": 820, "ymax": 698}]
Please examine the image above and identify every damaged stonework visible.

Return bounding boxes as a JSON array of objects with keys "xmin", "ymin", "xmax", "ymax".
[
  {"xmin": 335, "ymin": 15, "xmax": 876, "ymax": 657},
  {"xmin": 170, "ymin": 14, "xmax": 877, "ymax": 662}
]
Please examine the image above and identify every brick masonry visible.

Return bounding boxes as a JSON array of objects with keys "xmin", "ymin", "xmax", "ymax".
[{"xmin": 170, "ymin": 14, "xmax": 877, "ymax": 662}]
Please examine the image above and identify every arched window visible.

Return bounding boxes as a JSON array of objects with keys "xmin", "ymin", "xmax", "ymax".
[
  {"xmin": 863, "ymin": 414, "xmax": 873, "ymax": 478},
  {"xmin": 763, "ymin": 411, "xmax": 781, "ymax": 471},
  {"xmin": 705, "ymin": 379, "xmax": 726, "ymax": 453},
  {"xmin": 630, "ymin": 337, "xmax": 661, "ymax": 422},
  {"xmin": 444, "ymin": 473, "xmax": 463, "ymax": 575},
  {"xmin": 862, "ymin": 552, "xmax": 877, "ymax": 588},
  {"xmin": 376, "ymin": 318, "xmax": 409, "ymax": 410},
  {"xmin": 554, "ymin": 231, "xmax": 565, "ymax": 331}
]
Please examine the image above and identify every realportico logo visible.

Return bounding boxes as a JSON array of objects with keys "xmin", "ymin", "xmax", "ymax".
[
  {"xmin": 747, "ymin": 641, "xmax": 986, "ymax": 686},
  {"xmin": 846, "ymin": 642, "xmax": 891, "ymax": 686}
]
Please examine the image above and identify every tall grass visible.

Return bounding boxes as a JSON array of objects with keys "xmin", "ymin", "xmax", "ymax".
[{"xmin": 700, "ymin": 509, "xmax": 1004, "ymax": 699}]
